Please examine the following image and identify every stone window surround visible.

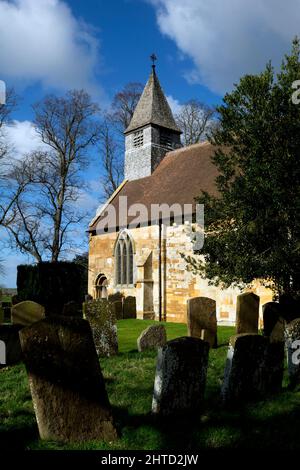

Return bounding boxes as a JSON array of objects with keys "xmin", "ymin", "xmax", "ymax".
[{"xmin": 114, "ymin": 230, "xmax": 136, "ymax": 288}]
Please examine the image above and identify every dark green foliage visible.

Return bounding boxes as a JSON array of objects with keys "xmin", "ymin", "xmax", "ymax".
[
  {"xmin": 187, "ymin": 38, "xmax": 300, "ymax": 299},
  {"xmin": 17, "ymin": 262, "xmax": 86, "ymax": 315}
]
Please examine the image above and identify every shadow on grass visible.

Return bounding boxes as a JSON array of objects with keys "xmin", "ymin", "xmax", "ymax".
[{"xmin": 0, "ymin": 421, "xmax": 39, "ymax": 450}]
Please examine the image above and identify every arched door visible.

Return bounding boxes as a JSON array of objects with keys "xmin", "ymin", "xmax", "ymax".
[{"xmin": 95, "ymin": 274, "xmax": 108, "ymax": 299}]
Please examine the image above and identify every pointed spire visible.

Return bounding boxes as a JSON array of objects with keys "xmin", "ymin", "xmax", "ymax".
[{"xmin": 124, "ymin": 65, "xmax": 181, "ymax": 135}]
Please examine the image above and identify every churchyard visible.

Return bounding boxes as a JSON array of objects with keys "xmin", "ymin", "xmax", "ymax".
[{"xmin": 1, "ymin": 312, "xmax": 300, "ymax": 451}]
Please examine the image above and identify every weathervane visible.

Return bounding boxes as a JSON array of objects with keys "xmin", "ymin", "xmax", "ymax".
[{"xmin": 150, "ymin": 53, "xmax": 157, "ymax": 70}]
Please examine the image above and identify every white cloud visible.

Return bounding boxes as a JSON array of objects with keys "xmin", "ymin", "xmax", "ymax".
[
  {"xmin": 0, "ymin": 0, "xmax": 101, "ymax": 93},
  {"xmin": 4, "ymin": 120, "xmax": 47, "ymax": 159},
  {"xmin": 150, "ymin": 0, "xmax": 300, "ymax": 94},
  {"xmin": 167, "ymin": 95, "xmax": 182, "ymax": 116}
]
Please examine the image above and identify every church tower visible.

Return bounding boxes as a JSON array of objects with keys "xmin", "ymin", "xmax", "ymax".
[{"xmin": 124, "ymin": 61, "xmax": 182, "ymax": 181}]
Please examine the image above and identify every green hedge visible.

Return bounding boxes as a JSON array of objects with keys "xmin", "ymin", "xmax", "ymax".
[{"xmin": 17, "ymin": 262, "xmax": 87, "ymax": 315}]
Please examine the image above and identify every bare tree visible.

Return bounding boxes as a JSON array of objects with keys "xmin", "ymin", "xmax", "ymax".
[
  {"xmin": 99, "ymin": 119, "xmax": 123, "ymax": 200},
  {"xmin": 1, "ymin": 90, "xmax": 101, "ymax": 262},
  {"xmin": 99, "ymin": 83, "xmax": 142, "ymax": 198},
  {"xmin": 109, "ymin": 82, "xmax": 143, "ymax": 134},
  {"xmin": 175, "ymin": 100, "xmax": 216, "ymax": 146}
]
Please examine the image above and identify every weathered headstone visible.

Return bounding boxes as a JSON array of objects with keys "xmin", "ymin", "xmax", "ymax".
[
  {"xmin": 11, "ymin": 301, "xmax": 45, "ymax": 327},
  {"xmin": 19, "ymin": 316, "xmax": 117, "ymax": 443},
  {"xmin": 0, "ymin": 324, "xmax": 23, "ymax": 365},
  {"xmin": 187, "ymin": 297, "xmax": 217, "ymax": 348},
  {"xmin": 263, "ymin": 302, "xmax": 281, "ymax": 336},
  {"xmin": 0, "ymin": 339, "xmax": 5, "ymax": 365},
  {"xmin": 285, "ymin": 318, "xmax": 300, "ymax": 389},
  {"xmin": 236, "ymin": 292, "xmax": 259, "ymax": 335},
  {"xmin": 108, "ymin": 292, "xmax": 124, "ymax": 303},
  {"xmin": 83, "ymin": 299, "xmax": 118, "ymax": 357},
  {"xmin": 111, "ymin": 300, "xmax": 123, "ymax": 320},
  {"xmin": 62, "ymin": 301, "xmax": 82, "ymax": 318},
  {"xmin": 152, "ymin": 337, "xmax": 209, "ymax": 417},
  {"xmin": 2, "ymin": 302, "xmax": 11, "ymax": 323},
  {"xmin": 137, "ymin": 324, "xmax": 167, "ymax": 352},
  {"xmin": 221, "ymin": 333, "xmax": 284, "ymax": 403},
  {"xmin": 123, "ymin": 296, "xmax": 136, "ymax": 319}
]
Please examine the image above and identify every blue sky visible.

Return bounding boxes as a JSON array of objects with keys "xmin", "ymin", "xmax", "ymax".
[{"xmin": 1, "ymin": 0, "xmax": 300, "ymax": 286}]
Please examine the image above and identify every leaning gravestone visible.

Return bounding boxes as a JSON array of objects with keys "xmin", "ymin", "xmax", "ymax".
[
  {"xmin": 11, "ymin": 301, "xmax": 45, "ymax": 327},
  {"xmin": 236, "ymin": 292, "xmax": 259, "ymax": 335},
  {"xmin": 221, "ymin": 333, "xmax": 284, "ymax": 403},
  {"xmin": 285, "ymin": 318, "xmax": 300, "ymax": 389},
  {"xmin": 152, "ymin": 337, "xmax": 209, "ymax": 417},
  {"xmin": 83, "ymin": 299, "xmax": 118, "ymax": 357},
  {"xmin": 123, "ymin": 296, "xmax": 136, "ymax": 319},
  {"xmin": 137, "ymin": 324, "xmax": 167, "ymax": 352},
  {"xmin": 187, "ymin": 297, "xmax": 217, "ymax": 348},
  {"xmin": 19, "ymin": 316, "xmax": 117, "ymax": 443}
]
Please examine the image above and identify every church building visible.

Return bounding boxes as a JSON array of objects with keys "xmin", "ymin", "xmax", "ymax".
[{"xmin": 88, "ymin": 64, "xmax": 273, "ymax": 325}]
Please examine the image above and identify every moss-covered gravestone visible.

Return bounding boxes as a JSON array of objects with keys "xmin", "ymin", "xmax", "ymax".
[
  {"xmin": 123, "ymin": 296, "xmax": 136, "ymax": 319},
  {"xmin": 83, "ymin": 299, "xmax": 118, "ymax": 357},
  {"xmin": 236, "ymin": 292, "xmax": 259, "ymax": 334},
  {"xmin": 19, "ymin": 316, "xmax": 117, "ymax": 443},
  {"xmin": 221, "ymin": 333, "xmax": 284, "ymax": 403},
  {"xmin": 137, "ymin": 324, "xmax": 167, "ymax": 352},
  {"xmin": 11, "ymin": 301, "xmax": 45, "ymax": 327},
  {"xmin": 152, "ymin": 337, "xmax": 209, "ymax": 417},
  {"xmin": 187, "ymin": 297, "xmax": 217, "ymax": 348}
]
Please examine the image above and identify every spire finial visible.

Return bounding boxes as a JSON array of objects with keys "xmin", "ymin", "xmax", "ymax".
[{"xmin": 150, "ymin": 53, "xmax": 157, "ymax": 70}]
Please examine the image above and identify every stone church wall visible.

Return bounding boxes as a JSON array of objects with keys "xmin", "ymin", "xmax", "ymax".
[{"xmin": 88, "ymin": 223, "xmax": 273, "ymax": 326}]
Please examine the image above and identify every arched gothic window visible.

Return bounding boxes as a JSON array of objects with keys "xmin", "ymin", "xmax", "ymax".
[{"xmin": 115, "ymin": 231, "xmax": 134, "ymax": 286}]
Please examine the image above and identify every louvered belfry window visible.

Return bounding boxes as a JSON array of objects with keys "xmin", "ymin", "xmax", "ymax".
[{"xmin": 133, "ymin": 129, "xmax": 144, "ymax": 147}]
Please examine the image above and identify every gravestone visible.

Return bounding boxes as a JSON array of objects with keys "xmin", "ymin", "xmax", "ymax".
[
  {"xmin": 2, "ymin": 302, "xmax": 11, "ymax": 323},
  {"xmin": 0, "ymin": 339, "xmax": 5, "ymax": 365},
  {"xmin": 111, "ymin": 300, "xmax": 123, "ymax": 320},
  {"xmin": 123, "ymin": 296, "xmax": 136, "ymax": 319},
  {"xmin": 11, "ymin": 301, "xmax": 45, "ymax": 327},
  {"xmin": 236, "ymin": 292, "xmax": 259, "ymax": 334},
  {"xmin": 83, "ymin": 299, "xmax": 118, "ymax": 357},
  {"xmin": 62, "ymin": 301, "xmax": 82, "ymax": 318},
  {"xmin": 152, "ymin": 337, "xmax": 209, "ymax": 417},
  {"xmin": 187, "ymin": 297, "xmax": 217, "ymax": 348},
  {"xmin": 19, "ymin": 316, "xmax": 117, "ymax": 443},
  {"xmin": 0, "ymin": 324, "xmax": 23, "ymax": 365},
  {"xmin": 285, "ymin": 318, "xmax": 300, "ymax": 389},
  {"xmin": 137, "ymin": 324, "xmax": 167, "ymax": 352},
  {"xmin": 108, "ymin": 292, "xmax": 124, "ymax": 303},
  {"xmin": 263, "ymin": 302, "xmax": 281, "ymax": 336},
  {"xmin": 222, "ymin": 333, "xmax": 284, "ymax": 403}
]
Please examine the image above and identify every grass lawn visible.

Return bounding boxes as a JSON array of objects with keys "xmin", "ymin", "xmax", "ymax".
[{"xmin": 0, "ymin": 319, "xmax": 300, "ymax": 450}]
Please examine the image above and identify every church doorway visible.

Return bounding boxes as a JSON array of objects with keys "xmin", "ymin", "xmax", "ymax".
[{"xmin": 95, "ymin": 274, "xmax": 108, "ymax": 299}]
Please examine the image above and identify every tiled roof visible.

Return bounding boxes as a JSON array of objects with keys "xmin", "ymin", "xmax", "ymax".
[{"xmin": 89, "ymin": 142, "xmax": 220, "ymax": 233}]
